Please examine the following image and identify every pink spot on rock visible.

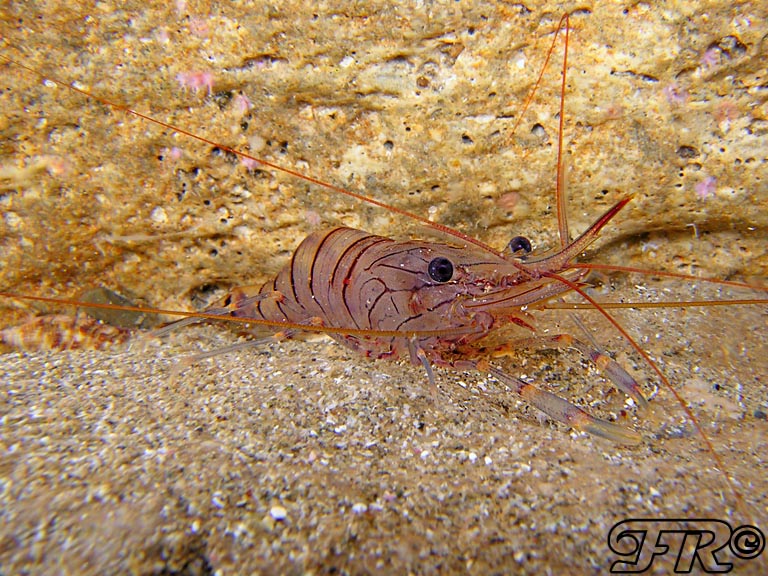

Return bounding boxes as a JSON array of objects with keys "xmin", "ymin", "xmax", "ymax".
[
  {"xmin": 713, "ymin": 100, "xmax": 739, "ymax": 132},
  {"xmin": 240, "ymin": 156, "xmax": 260, "ymax": 171},
  {"xmin": 695, "ymin": 176, "xmax": 716, "ymax": 200},
  {"xmin": 188, "ymin": 18, "xmax": 210, "ymax": 38},
  {"xmin": 304, "ymin": 210, "xmax": 322, "ymax": 227},
  {"xmin": 701, "ymin": 48, "xmax": 720, "ymax": 69},
  {"xmin": 233, "ymin": 93, "xmax": 253, "ymax": 115},
  {"xmin": 497, "ymin": 191, "xmax": 520, "ymax": 212},
  {"xmin": 155, "ymin": 27, "xmax": 170, "ymax": 44},
  {"xmin": 42, "ymin": 155, "xmax": 70, "ymax": 177},
  {"xmin": 160, "ymin": 146, "xmax": 183, "ymax": 162},
  {"xmin": 662, "ymin": 82, "xmax": 688, "ymax": 106},
  {"xmin": 176, "ymin": 71, "xmax": 214, "ymax": 95}
]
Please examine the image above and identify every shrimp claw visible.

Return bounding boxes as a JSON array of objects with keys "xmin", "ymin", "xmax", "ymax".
[{"xmin": 483, "ymin": 363, "xmax": 642, "ymax": 444}]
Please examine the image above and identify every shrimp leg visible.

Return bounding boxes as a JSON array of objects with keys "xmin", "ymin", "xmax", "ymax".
[
  {"xmin": 478, "ymin": 362, "xmax": 642, "ymax": 444},
  {"xmin": 493, "ymin": 335, "xmax": 647, "ymax": 408}
]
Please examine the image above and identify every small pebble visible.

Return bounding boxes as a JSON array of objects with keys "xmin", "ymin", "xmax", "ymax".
[
  {"xmin": 270, "ymin": 505, "xmax": 287, "ymax": 521},
  {"xmin": 352, "ymin": 503, "xmax": 368, "ymax": 514}
]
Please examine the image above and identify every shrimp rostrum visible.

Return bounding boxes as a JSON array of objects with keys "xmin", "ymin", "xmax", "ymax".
[{"xmin": 177, "ymin": 196, "xmax": 644, "ymax": 444}]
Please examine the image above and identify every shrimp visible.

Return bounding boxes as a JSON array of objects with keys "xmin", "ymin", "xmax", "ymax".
[
  {"xmin": 1, "ymin": 4, "xmax": 767, "ymax": 574},
  {"xmin": 153, "ymin": 204, "xmax": 647, "ymax": 445}
]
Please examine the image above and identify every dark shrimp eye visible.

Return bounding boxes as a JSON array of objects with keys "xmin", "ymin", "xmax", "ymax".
[
  {"xmin": 427, "ymin": 257, "xmax": 454, "ymax": 282},
  {"xmin": 507, "ymin": 235, "xmax": 532, "ymax": 254}
]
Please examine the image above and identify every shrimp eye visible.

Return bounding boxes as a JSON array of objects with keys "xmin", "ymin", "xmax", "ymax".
[
  {"xmin": 507, "ymin": 235, "xmax": 532, "ymax": 254},
  {"xmin": 428, "ymin": 257, "xmax": 454, "ymax": 282}
]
